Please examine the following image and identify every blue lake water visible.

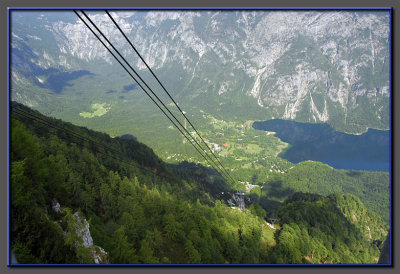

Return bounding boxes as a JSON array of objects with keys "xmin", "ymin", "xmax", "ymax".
[{"xmin": 253, "ymin": 119, "xmax": 390, "ymax": 172}]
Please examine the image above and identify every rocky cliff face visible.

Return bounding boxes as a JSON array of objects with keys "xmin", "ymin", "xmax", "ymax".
[
  {"xmin": 11, "ymin": 10, "xmax": 390, "ymax": 132},
  {"xmin": 49, "ymin": 199, "xmax": 109, "ymax": 264},
  {"xmin": 71, "ymin": 211, "xmax": 109, "ymax": 264}
]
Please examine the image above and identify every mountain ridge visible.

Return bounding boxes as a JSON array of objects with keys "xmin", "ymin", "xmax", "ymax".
[{"xmin": 11, "ymin": 10, "xmax": 390, "ymax": 133}]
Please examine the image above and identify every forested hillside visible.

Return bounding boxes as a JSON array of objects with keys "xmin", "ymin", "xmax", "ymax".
[
  {"xmin": 271, "ymin": 193, "xmax": 387, "ymax": 264},
  {"xmin": 10, "ymin": 102, "xmax": 388, "ymax": 264},
  {"xmin": 245, "ymin": 161, "xmax": 390, "ymax": 224},
  {"xmin": 10, "ymin": 103, "xmax": 272, "ymax": 264}
]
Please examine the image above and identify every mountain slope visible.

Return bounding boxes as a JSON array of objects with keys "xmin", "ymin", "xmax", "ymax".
[
  {"xmin": 271, "ymin": 192, "xmax": 387, "ymax": 264},
  {"xmin": 10, "ymin": 103, "xmax": 388, "ymax": 264},
  {"xmin": 10, "ymin": 102, "xmax": 274, "ymax": 264},
  {"xmin": 10, "ymin": 10, "xmax": 390, "ymax": 133}
]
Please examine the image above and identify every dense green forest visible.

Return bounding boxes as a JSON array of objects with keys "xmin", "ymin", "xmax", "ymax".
[
  {"xmin": 244, "ymin": 161, "xmax": 390, "ymax": 224},
  {"xmin": 10, "ymin": 102, "xmax": 388, "ymax": 264},
  {"xmin": 271, "ymin": 193, "xmax": 387, "ymax": 264}
]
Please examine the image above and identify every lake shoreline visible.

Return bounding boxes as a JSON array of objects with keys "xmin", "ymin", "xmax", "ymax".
[{"xmin": 253, "ymin": 119, "xmax": 390, "ymax": 172}]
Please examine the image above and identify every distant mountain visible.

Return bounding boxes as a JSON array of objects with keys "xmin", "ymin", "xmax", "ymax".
[{"xmin": 10, "ymin": 10, "xmax": 390, "ymax": 133}]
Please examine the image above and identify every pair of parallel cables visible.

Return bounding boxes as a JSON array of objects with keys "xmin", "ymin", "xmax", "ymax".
[{"xmin": 73, "ymin": 10, "xmax": 237, "ymax": 185}]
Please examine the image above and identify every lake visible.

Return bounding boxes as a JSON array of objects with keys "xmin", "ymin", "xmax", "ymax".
[{"xmin": 253, "ymin": 119, "xmax": 390, "ymax": 172}]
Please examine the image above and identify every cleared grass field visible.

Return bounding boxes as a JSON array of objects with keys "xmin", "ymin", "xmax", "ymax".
[{"xmin": 80, "ymin": 103, "xmax": 111, "ymax": 118}]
